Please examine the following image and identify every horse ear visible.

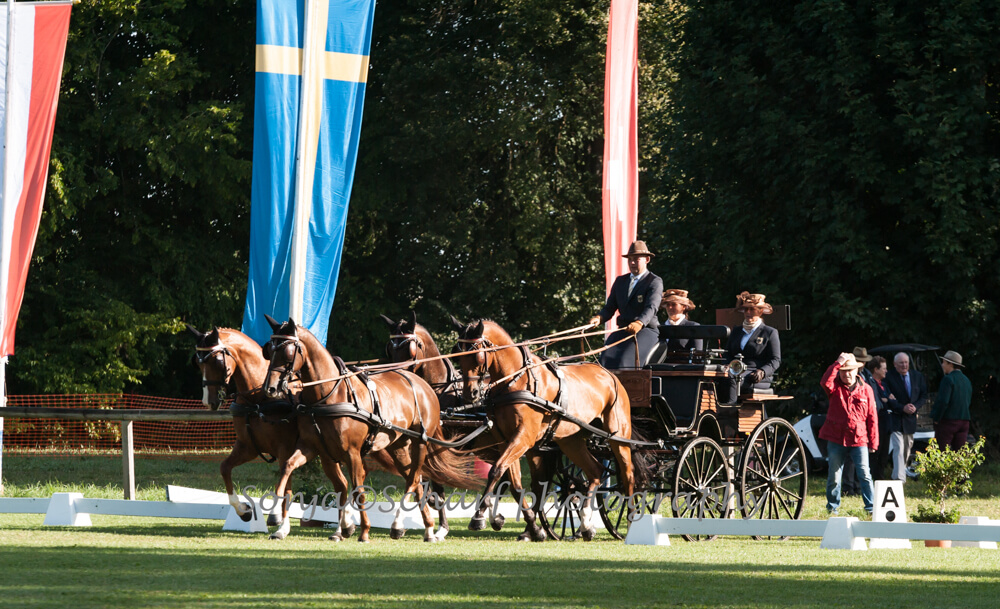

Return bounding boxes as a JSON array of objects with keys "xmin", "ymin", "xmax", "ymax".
[
  {"xmin": 379, "ymin": 314, "xmax": 396, "ymax": 329},
  {"xmin": 450, "ymin": 315, "xmax": 465, "ymax": 332},
  {"xmin": 287, "ymin": 316, "xmax": 297, "ymax": 329},
  {"xmin": 185, "ymin": 324, "xmax": 204, "ymax": 340},
  {"xmin": 473, "ymin": 320, "xmax": 485, "ymax": 338},
  {"xmin": 402, "ymin": 310, "xmax": 416, "ymax": 334},
  {"xmin": 207, "ymin": 327, "xmax": 220, "ymax": 343},
  {"xmin": 264, "ymin": 314, "xmax": 281, "ymax": 332}
]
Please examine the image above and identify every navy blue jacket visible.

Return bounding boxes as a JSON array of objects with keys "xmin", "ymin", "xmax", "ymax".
[
  {"xmin": 884, "ymin": 367, "xmax": 927, "ymax": 435},
  {"xmin": 598, "ymin": 271, "xmax": 663, "ymax": 331},
  {"xmin": 725, "ymin": 323, "xmax": 781, "ymax": 382}
]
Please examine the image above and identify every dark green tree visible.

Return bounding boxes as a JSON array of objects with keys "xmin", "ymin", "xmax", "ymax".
[{"xmin": 645, "ymin": 0, "xmax": 1000, "ymax": 424}]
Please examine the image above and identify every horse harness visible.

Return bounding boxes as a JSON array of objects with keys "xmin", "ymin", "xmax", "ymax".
[{"xmin": 229, "ymin": 398, "xmax": 297, "ymax": 464}]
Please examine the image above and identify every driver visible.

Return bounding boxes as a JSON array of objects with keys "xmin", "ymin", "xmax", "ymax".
[
  {"xmin": 719, "ymin": 291, "xmax": 781, "ymax": 404},
  {"xmin": 588, "ymin": 240, "xmax": 663, "ymax": 369}
]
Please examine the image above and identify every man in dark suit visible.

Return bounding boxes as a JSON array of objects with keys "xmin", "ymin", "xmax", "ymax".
[
  {"xmin": 883, "ymin": 351, "xmax": 928, "ymax": 481},
  {"xmin": 660, "ymin": 289, "xmax": 703, "ymax": 354},
  {"xmin": 589, "ymin": 241, "xmax": 663, "ymax": 369},
  {"xmin": 720, "ymin": 292, "xmax": 781, "ymax": 404}
]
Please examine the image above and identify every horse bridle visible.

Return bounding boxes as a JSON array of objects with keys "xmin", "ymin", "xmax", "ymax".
[
  {"xmin": 265, "ymin": 333, "xmax": 304, "ymax": 396},
  {"xmin": 455, "ymin": 337, "xmax": 493, "ymax": 402},
  {"xmin": 385, "ymin": 332, "xmax": 423, "ymax": 364},
  {"xmin": 195, "ymin": 344, "xmax": 235, "ymax": 401}
]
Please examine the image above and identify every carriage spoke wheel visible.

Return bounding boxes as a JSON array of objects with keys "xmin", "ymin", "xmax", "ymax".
[
  {"xmin": 537, "ymin": 452, "xmax": 587, "ymax": 541},
  {"xmin": 673, "ymin": 437, "xmax": 733, "ymax": 542},
  {"xmin": 598, "ymin": 450, "xmax": 675, "ymax": 540},
  {"xmin": 739, "ymin": 418, "xmax": 808, "ymax": 541}
]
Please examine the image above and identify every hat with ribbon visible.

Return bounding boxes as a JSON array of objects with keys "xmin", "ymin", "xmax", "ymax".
[
  {"xmin": 734, "ymin": 291, "xmax": 773, "ymax": 315},
  {"xmin": 661, "ymin": 289, "xmax": 696, "ymax": 311},
  {"xmin": 839, "ymin": 353, "xmax": 865, "ymax": 371},
  {"xmin": 941, "ymin": 350, "xmax": 964, "ymax": 367},
  {"xmin": 622, "ymin": 240, "xmax": 655, "ymax": 258},
  {"xmin": 852, "ymin": 347, "xmax": 872, "ymax": 363}
]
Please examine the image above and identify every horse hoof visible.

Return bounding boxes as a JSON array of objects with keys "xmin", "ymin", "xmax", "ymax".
[
  {"xmin": 424, "ymin": 535, "xmax": 439, "ymax": 543},
  {"xmin": 390, "ymin": 527, "xmax": 406, "ymax": 540},
  {"xmin": 490, "ymin": 514, "xmax": 506, "ymax": 531},
  {"xmin": 517, "ymin": 532, "xmax": 532, "ymax": 542},
  {"xmin": 581, "ymin": 526, "xmax": 597, "ymax": 542},
  {"xmin": 268, "ymin": 530, "xmax": 287, "ymax": 541},
  {"xmin": 327, "ymin": 534, "xmax": 343, "ymax": 542},
  {"xmin": 358, "ymin": 537, "xmax": 370, "ymax": 543},
  {"xmin": 342, "ymin": 523, "xmax": 357, "ymax": 538},
  {"xmin": 469, "ymin": 517, "xmax": 486, "ymax": 531},
  {"xmin": 533, "ymin": 529, "xmax": 548, "ymax": 543},
  {"xmin": 266, "ymin": 513, "xmax": 281, "ymax": 527}
]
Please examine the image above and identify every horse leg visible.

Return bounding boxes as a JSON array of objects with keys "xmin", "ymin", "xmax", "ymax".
[
  {"xmin": 507, "ymin": 454, "xmax": 545, "ymax": 542},
  {"xmin": 557, "ymin": 434, "xmax": 605, "ymax": 542},
  {"xmin": 604, "ymin": 396, "xmax": 636, "ymax": 521},
  {"xmin": 517, "ymin": 452, "xmax": 549, "ymax": 542},
  {"xmin": 470, "ymin": 430, "xmax": 534, "ymax": 533},
  {"xmin": 317, "ymin": 457, "xmax": 352, "ymax": 542},
  {"xmin": 221, "ymin": 441, "xmax": 257, "ymax": 522},
  {"xmin": 269, "ymin": 447, "xmax": 311, "ymax": 540},
  {"xmin": 345, "ymin": 451, "xmax": 372, "ymax": 543},
  {"xmin": 430, "ymin": 481, "xmax": 449, "ymax": 541}
]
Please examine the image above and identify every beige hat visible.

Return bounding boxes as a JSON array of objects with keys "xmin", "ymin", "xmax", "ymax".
[
  {"xmin": 839, "ymin": 353, "xmax": 865, "ymax": 370},
  {"xmin": 622, "ymin": 240, "xmax": 655, "ymax": 258},
  {"xmin": 661, "ymin": 289, "xmax": 696, "ymax": 311},
  {"xmin": 941, "ymin": 350, "xmax": 964, "ymax": 367},
  {"xmin": 852, "ymin": 347, "xmax": 872, "ymax": 362},
  {"xmin": 735, "ymin": 291, "xmax": 773, "ymax": 315}
]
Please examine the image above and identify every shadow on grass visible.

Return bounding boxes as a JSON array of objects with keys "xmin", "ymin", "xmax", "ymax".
[{"xmin": 2, "ymin": 526, "xmax": 999, "ymax": 609}]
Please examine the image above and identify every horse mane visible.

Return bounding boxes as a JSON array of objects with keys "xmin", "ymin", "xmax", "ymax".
[
  {"xmin": 478, "ymin": 319, "xmax": 514, "ymax": 346},
  {"xmin": 414, "ymin": 323, "xmax": 442, "ymax": 357}
]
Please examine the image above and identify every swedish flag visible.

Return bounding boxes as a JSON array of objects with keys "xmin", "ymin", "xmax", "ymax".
[{"xmin": 243, "ymin": 0, "xmax": 375, "ymax": 345}]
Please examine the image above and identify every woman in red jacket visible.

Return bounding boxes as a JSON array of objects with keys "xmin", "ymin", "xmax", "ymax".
[{"xmin": 819, "ymin": 352, "xmax": 879, "ymax": 514}]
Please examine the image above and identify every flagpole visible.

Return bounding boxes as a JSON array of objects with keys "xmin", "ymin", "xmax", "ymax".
[
  {"xmin": 289, "ymin": 0, "xmax": 327, "ymax": 323},
  {"xmin": 0, "ymin": 0, "xmax": 17, "ymax": 496}
]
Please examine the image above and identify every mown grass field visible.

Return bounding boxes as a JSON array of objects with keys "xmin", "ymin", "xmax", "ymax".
[{"xmin": 3, "ymin": 454, "xmax": 1000, "ymax": 608}]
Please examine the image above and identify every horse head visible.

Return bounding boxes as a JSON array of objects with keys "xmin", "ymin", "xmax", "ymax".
[
  {"xmin": 262, "ymin": 314, "xmax": 305, "ymax": 399},
  {"xmin": 452, "ymin": 317, "xmax": 499, "ymax": 404},
  {"xmin": 187, "ymin": 324, "xmax": 233, "ymax": 410},
  {"xmin": 380, "ymin": 310, "xmax": 424, "ymax": 365}
]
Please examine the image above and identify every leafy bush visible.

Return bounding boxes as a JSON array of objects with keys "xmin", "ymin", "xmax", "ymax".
[{"xmin": 911, "ymin": 437, "xmax": 986, "ymax": 522}]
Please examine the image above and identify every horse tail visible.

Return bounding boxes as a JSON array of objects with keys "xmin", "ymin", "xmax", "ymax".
[{"xmin": 423, "ymin": 427, "xmax": 485, "ymax": 491}]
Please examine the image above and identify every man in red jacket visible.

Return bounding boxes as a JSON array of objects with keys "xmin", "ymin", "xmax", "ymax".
[{"xmin": 819, "ymin": 352, "xmax": 879, "ymax": 514}]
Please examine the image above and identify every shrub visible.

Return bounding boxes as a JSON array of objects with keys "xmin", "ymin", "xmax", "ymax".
[{"xmin": 911, "ymin": 437, "xmax": 986, "ymax": 522}]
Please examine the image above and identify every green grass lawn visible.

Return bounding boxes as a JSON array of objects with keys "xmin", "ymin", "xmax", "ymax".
[{"xmin": 2, "ymin": 455, "xmax": 1000, "ymax": 608}]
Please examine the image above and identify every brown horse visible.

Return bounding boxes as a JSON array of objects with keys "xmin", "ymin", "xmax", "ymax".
[
  {"xmin": 187, "ymin": 325, "xmax": 354, "ymax": 537},
  {"xmin": 380, "ymin": 311, "xmax": 463, "ymax": 411},
  {"xmin": 263, "ymin": 316, "xmax": 482, "ymax": 542},
  {"xmin": 452, "ymin": 319, "xmax": 635, "ymax": 541}
]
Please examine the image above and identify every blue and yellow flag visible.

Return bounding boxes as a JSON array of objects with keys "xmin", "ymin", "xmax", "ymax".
[{"xmin": 242, "ymin": 0, "xmax": 376, "ymax": 345}]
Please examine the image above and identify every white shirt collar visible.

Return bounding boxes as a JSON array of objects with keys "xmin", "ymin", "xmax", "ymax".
[
  {"xmin": 630, "ymin": 270, "xmax": 648, "ymax": 282},
  {"xmin": 667, "ymin": 315, "xmax": 686, "ymax": 325},
  {"xmin": 743, "ymin": 319, "xmax": 762, "ymax": 334}
]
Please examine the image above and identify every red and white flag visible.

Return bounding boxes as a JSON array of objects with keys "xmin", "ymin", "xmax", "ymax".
[
  {"xmin": 601, "ymin": 0, "xmax": 638, "ymax": 294},
  {"xmin": 0, "ymin": 1, "xmax": 73, "ymax": 356}
]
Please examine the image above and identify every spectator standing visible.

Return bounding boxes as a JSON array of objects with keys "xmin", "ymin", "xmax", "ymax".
[
  {"xmin": 864, "ymin": 354, "xmax": 897, "ymax": 479},
  {"xmin": 819, "ymin": 352, "xmax": 879, "ymax": 514},
  {"xmin": 931, "ymin": 350, "xmax": 972, "ymax": 451},
  {"xmin": 883, "ymin": 352, "xmax": 928, "ymax": 481}
]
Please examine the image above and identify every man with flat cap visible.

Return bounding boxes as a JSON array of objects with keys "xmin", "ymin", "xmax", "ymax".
[
  {"xmin": 589, "ymin": 241, "xmax": 663, "ymax": 369},
  {"xmin": 931, "ymin": 350, "xmax": 972, "ymax": 451}
]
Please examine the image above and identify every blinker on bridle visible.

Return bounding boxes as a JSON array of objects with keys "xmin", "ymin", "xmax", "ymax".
[
  {"xmin": 195, "ymin": 344, "xmax": 234, "ymax": 388},
  {"xmin": 267, "ymin": 333, "xmax": 303, "ymax": 395}
]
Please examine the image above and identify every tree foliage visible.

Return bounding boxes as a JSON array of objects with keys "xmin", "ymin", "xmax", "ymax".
[{"xmin": 644, "ymin": 0, "xmax": 1000, "ymax": 419}]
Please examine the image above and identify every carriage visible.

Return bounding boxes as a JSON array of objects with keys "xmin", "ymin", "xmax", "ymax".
[{"xmin": 520, "ymin": 309, "xmax": 808, "ymax": 541}]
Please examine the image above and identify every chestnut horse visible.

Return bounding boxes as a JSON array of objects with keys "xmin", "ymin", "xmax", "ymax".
[
  {"xmin": 380, "ymin": 312, "xmax": 463, "ymax": 411},
  {"xmin": 187, "ymin": 325, "xmax": 354, "ymax": 537},
  {"xmin": 452, "ymin": 319, "xmax": 635, "ymax": 541},
  {"xmin": 263, "ymin": 316, "xmax": 482, "ymax": 542}
]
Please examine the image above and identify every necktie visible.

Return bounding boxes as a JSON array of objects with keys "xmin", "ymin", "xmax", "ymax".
[
  {"xmin": 628, "ymin": 276, "xmax": 638, "ymax": 297},
  {"xmin": 904, "ymin": 374, "xmax": 911, "ymax": 397}
]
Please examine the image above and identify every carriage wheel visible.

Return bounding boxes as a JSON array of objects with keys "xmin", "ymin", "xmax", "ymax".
[
  {"xmin": 738, "ymin": 418, "xmax": 808, "ymax": 541},
  {"xmin": 672, "ymin": 436, "xmax": 733, "ymax": 542},
  {"xmin": 598, "ymin": 450, "xmax": 675, "ymax": 540},
  {"xmin": 536, "ymin": 452, "xmax": 587, "ymax": 541}
]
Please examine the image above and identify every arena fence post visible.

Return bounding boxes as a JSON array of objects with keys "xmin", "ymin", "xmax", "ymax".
[{"xmin": 121, "ymin": 420, "xmax": 135, "ymax": 500}]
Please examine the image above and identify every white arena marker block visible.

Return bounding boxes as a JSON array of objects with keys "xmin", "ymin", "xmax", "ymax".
[
  {"xmin": 625, "ymin": 514, "xmax": 670, "ymax": 546},
  {"xmin": 954, "ymin": 517, "xmax": 998, "ymax": 549},
  {"xmin": 870, "ymin": 480, "xmax": 912, "ymax": 549},
  {"xmin": 43, "ymin": 493, "xmax": 92, "ymax": 527},
  {"xmin": 821, "ymin": 517, "xmax": 866, "ymax": 550},
  {"xmin": 222, "ymin": 502, "xmax": 269, "ymax": 533}
]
